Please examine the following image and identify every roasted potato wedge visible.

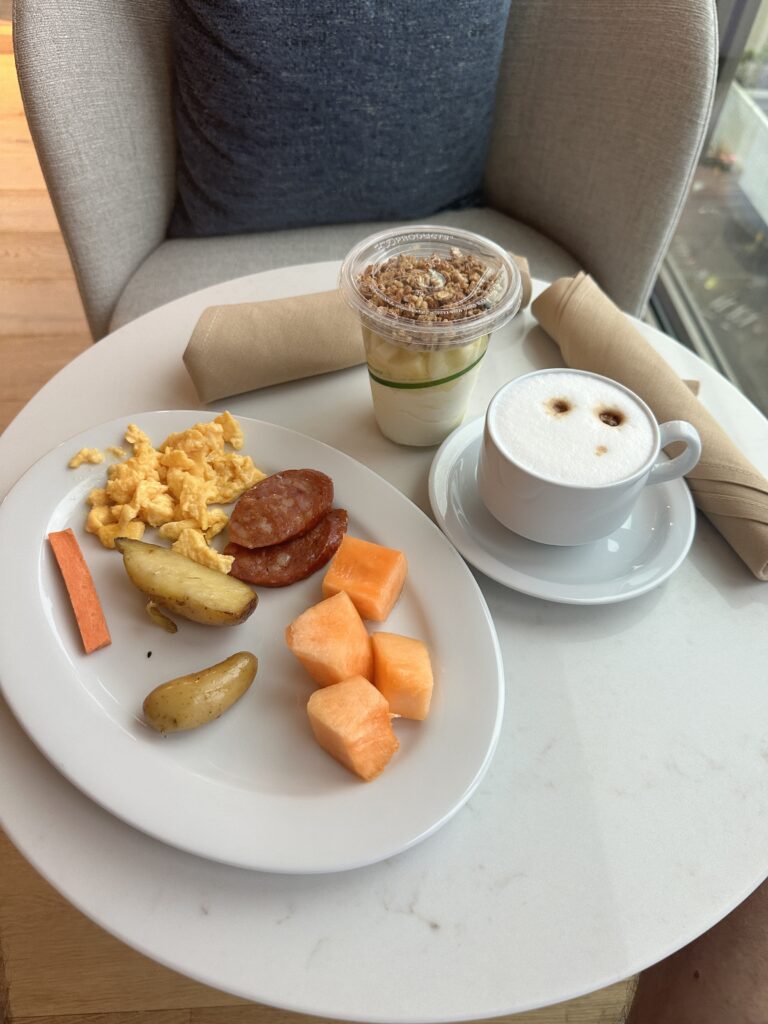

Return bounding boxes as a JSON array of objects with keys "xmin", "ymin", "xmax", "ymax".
[
  {"xmin": 143, "ymin": 651, "xmax": 257, "ymax": 733},
  {"xmin": 115, "ymin": 538, "xmax": 257, "ymax": 626},
  {"xmin": 145, "ymin": 599, "xmax": 178, "ymax": 633}
]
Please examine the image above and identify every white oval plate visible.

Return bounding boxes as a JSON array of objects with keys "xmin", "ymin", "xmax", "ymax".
[
  {"xmin": 429, "ymin": 418, "xmax": 696, "ymax": 605},
  {"xmin": 0, "ymin": 411, "xmax": 503, "ymax": 873}
]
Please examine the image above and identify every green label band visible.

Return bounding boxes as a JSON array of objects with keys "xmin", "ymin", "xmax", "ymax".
[{"xmin": 368, "ymin": 349, "xmax": 487, "ymax": 390}]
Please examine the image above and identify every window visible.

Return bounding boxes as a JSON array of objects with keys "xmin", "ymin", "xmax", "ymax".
[{"xmin": 653, "ymin": 0, "xmax": 768, "ymax": 416}]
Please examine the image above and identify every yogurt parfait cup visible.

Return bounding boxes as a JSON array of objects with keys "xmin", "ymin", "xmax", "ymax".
[{"xmin": 339, "ymin": 225, "xmax": 523, "ymax": 446}]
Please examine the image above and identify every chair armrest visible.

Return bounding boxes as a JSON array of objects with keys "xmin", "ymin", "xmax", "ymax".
[
  {"xmin": 13, "ymin": 0, "xmax": 176, "ymax": 339},
  {"xmin": 484, "ymin": 0, "xmax": 717, "ymax": 315}
]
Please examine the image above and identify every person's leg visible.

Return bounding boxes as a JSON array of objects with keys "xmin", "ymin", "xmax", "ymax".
[{"xmin": 626, "ymin": 879, "xmax": 768, "ymax": 1024}]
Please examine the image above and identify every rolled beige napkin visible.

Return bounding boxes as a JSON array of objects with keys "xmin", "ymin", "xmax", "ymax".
[
  {"xmin": 515, "ymin": 254, "xmax": 532, "ymax": 310},
  {"xmin": 183, "ymin": 255, "xmax": 533, "ymax": 403},
  {"xmin": 531, "ymin": 272, "xmax": 768, "ymax": 581},
  {"xmin": 183, "ymin": 289, "xmax": 363, "ymax": 403}
]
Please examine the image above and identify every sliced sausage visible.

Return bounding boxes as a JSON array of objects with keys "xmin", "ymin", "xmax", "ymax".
[
  {"xmin": 226, "ymin": 508, "xmax": 348, "ymax": 587},
  {"xmin": 228, "ymin": 469, "xmax": 333, "ymax": 548}
]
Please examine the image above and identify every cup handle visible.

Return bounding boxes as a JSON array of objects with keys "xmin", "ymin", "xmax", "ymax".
[{"xmin": 647, "ymin": 421, "xmax": 702, "ymax": 485}]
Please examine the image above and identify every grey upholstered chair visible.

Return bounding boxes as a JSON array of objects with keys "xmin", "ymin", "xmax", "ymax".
[{"xmin": 13, "ymin": 0, "xmax": 716, "ymax": 341}]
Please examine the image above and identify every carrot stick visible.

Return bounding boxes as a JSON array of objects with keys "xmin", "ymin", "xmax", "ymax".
[{"xmin": 48, "ymin": 528, "xmax": 111, "ymax": 654}]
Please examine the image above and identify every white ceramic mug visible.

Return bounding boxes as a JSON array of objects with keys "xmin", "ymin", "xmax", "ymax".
[{"xmin": 477, "ymin": 369, "xmax": 702, "ymax": 546}]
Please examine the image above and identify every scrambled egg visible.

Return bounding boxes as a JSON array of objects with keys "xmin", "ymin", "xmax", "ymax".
[
  {"xmin": 68, "ymin": 448, "xmax": 104, "ymax": 468},
  {"xmin": 76, "ymin": 412, "xmax": 264, "ymax": 572}
]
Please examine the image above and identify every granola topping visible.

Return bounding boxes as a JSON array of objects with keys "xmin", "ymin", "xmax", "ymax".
[{"xmin": 356, "ymin": 247, "xmax": 503, "ymax": 324}]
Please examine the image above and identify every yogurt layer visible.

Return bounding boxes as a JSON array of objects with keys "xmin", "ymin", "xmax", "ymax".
[{"xmin": 364, "ymin": 329, "xmax": 488, "ymax": 446}]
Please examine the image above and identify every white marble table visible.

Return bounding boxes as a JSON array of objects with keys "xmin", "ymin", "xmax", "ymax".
[{"xmin": 1, "ymin": 262, "xmax": 767, "ymax": 1022}]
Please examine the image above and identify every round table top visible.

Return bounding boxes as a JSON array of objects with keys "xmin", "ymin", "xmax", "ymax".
[{"xmin": 1, "ymin": 262, "xmax": 766, "ymax": 1022}]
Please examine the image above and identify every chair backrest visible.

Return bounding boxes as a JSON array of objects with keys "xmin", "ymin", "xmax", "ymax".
[
  {"xmin": 14, "ymin": 0, "xmax": 716, "ymax": 337},
  {"xmin": 13, "ymin": 0, "xmax": 175, "ymax": 339},
  {"xmin": 484, "ymin": 0, "xmax": 717, "ymax": 316}
]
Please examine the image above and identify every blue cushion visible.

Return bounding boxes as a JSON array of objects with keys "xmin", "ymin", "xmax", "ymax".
[{"xmin": 169, "ymin": 0, "xmax": 512, "ymax": 238}]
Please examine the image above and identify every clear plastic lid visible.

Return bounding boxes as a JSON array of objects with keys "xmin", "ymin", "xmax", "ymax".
[{"xmin": 339, "ymin": 224, "xmax": 523, "ymax": 350}]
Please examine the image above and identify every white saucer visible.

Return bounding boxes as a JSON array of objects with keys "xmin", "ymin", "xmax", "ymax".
[{"xmin": 428, "ymin": 418, "xmax": 696, "ymax": 605}]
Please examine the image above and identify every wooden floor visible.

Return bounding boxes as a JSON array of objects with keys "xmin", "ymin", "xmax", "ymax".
[
  {"xmin": 0, "ymin": 24, "xmax": 633, "ymax": 1024},
  {"xmin": 0, "ymin": 21, "xmax": 91, "ymax": 432}
]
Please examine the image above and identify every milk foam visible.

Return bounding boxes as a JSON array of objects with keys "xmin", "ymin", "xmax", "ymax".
[{"xmin": 491, "ymin": 372, "xmax": 656, "ymax": 485}]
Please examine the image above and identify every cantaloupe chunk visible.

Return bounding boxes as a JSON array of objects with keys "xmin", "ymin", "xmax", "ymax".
[
  {"xmin": 372, "ymin": 632, "xmax": 433, "ymax": 720},
  {"xmin": 322, "ymin": 535, "xmax": 407, "ymax": 622},
  {"xmin": 285, "ymin": 591, "xmax": 373, "ymax": 686},
  {"xmin": 307, "ymin": 676, "xmax": 399, "ymax": 781}
]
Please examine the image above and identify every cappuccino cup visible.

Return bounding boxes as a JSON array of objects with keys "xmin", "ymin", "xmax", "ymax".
[{"xmin": 477, "ymin": 369, "xmax": 702, "ymax": 545}]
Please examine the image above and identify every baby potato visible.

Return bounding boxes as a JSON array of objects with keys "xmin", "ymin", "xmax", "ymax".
[
  {"xmin": 145, "ymin": 599, "xmax": 178, "ymax": 634},
  {"xmin": 143, "ymin": 651, "xmax": 257, "ymax": 733},
  {"xmin": 115, "ymin": 538, "xmax": 257, "ymax": 626}
]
